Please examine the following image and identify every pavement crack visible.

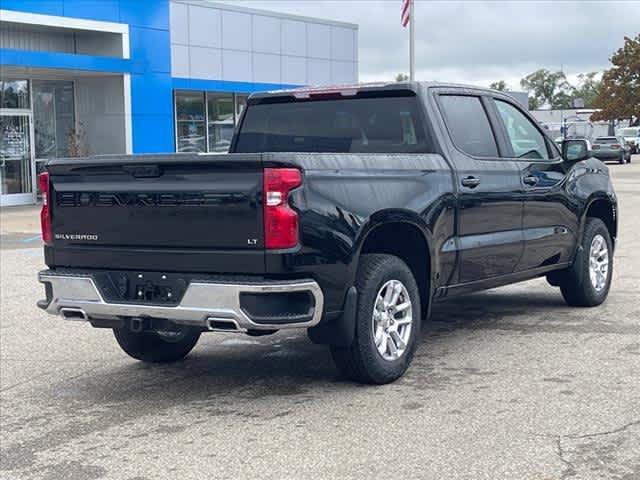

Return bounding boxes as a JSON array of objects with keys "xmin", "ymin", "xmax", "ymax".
[
  {"xmin": 555, "ymin": 437, "xmax": 577, "ymax": 480},
  {"xmin": 563, "ymin": 419, "xmax": 640, "ymax": 440}
]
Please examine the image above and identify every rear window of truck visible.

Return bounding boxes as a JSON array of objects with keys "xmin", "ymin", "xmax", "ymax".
[{"xmin": 234, "ymin": 93, "xmax": 431, "ymax": 153}]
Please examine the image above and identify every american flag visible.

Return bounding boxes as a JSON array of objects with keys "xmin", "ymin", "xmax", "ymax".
[{"xmin": 401, "ymin": 0, "xmax": 411, "ymax": 27}]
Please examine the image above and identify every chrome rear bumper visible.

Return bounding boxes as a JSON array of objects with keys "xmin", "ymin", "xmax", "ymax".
[{"xmin": 38, "ymin": 271, "xmax": 323, "ymax": 331}]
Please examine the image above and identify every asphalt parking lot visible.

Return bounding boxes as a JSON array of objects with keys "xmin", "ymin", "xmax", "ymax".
[{"xmin": 1, "ymin": 157, "xmax": 639, "ymax": 480}]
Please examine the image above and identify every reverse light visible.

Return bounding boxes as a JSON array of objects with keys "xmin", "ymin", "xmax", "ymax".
[
  {"xmin": 38, "ymin": 172, "xmax": 52, "ymax": 244},
  {"xmin": 263, "ymin": 168, "xmax": 302, "ymax": 249}
]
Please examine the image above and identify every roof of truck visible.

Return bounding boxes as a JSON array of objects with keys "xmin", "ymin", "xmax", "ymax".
[{"xmin": 251, "ymin": 81, "xmax": 497, "ymax": 100}]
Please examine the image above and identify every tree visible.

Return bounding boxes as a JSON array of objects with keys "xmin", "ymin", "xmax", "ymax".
[
  {"xmin": 553, "ymin": 91, "xmax": 574, "ymax": 110},
  {"xmin": 395, "ymin": 73, "xmax": 409, "ymax": 82},
  {"xmin": 528, "ymin": 97, "xmax": 541, "ymax": 110},
  {"xmin": 591, "ymin": 35, "xmax": 640, "ymax": 122},
  {"xmin": 489, "ymin": 80, "xmax": 507, "ymax": 91},
  {"xmin": 520, "ymin": 69, "xmax": 573, "ymax": 109},
  {"xmin": 571, "ymin": 72, "xmax": 601, "ymax": 108}
]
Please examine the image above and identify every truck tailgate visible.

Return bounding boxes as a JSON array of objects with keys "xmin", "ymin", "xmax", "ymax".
[{"xmin": 46, "ymin": 154, "xmax": 266, "ymax": 273}]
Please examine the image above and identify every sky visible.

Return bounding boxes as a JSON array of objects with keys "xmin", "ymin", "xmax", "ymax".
[{"xmin": 234, "ymin": 0, "xmax": 640, "ymax": 90}]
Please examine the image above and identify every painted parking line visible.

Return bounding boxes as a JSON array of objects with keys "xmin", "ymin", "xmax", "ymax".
[{"xmin": 21, "ymin": 235, "xmax": 42, "ymax": 243}]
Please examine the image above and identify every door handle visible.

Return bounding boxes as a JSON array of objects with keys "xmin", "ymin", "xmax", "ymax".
[
  {"xmin": 461, "ymin": 176, "xmax": 480, "ymax": 188},
  {"xmin": 523, "ymin": 175, "xmax": 539, "ymax": 186}
]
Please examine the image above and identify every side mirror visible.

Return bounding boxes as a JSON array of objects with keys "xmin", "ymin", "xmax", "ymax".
[{"xmin": 562, "ymin": 139, "xmax": 591, "ymax": 162}]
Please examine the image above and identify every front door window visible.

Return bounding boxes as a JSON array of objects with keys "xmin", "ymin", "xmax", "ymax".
[{"xmin": 495, "ymin": 100, "xmax": 550, "ymax": 160}]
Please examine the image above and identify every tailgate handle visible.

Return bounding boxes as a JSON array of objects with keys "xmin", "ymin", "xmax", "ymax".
[{"xmin": 123, "ymin": 165, "xmax": 162, "ymax": 178}]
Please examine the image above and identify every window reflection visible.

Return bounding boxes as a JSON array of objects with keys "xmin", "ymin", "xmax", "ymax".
[
  {"xmin": 175, "ymin": 91, "xmax": 250, "ymax": 153},
  {"xmin": 176, "ymin": 92, "xmax": 206, "ymax": 153},
  {"xmin": 207, "ymin": 93, "xmax": 234, "ymax": 153},
  {"xmin": 33, "ymin": 80, "xmax": 75, "ymax": 159},
  {"xmin": 0, "ymin": 80, "xmax": 30, "ymax": 109}
]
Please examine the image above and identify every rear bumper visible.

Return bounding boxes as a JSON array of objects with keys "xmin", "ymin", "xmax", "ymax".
[
  {"xmin": 593, "ymin": 150, "xmax": 624, "ymax": 160},
  {"xmin": 38, "ymin": 270, "xmax": 324, "ymax": 331}
]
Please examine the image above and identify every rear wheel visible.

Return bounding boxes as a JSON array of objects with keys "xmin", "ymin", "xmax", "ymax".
[
  {"xmin": 331, "ymin": 254, "xmax": 421, "ymax": 384},
  {"xmin": 113, "ymin": 326, "xmax": 201, "ymax": 363},
  {"xmin": 558, "ymin": 218, "xmax": 613, "ymax": 307}
]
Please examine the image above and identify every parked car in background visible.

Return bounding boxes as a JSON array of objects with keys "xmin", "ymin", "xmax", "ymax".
[
  {"xmin": 617, "ymin": 127, "xmax": 640, "ymax": 154},
  {"xmin": 592, "ymin": 136, "xmax": 631, "ymax": 164}
]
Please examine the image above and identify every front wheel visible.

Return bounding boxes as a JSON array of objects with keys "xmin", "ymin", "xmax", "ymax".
[
  {"xmin": 559, "ymin": 218, "xmax": 613, "ymax": 307},
  {"xmin": 113, "ymin": 326, "xmax": 201, "ymax": 363},
  {"xmin": 331, "ymin": 254, "xmax": 421, "ymax": 384}
]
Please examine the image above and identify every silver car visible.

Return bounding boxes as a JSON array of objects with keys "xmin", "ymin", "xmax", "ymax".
[{"xmin": 591, "ymin": 136, "xmax": 631, "ymax": 164}]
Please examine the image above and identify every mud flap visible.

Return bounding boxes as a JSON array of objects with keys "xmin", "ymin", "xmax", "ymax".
[
  {"xmin": 307, "ymin": 287, "xmax": 357, "ymax": 347},
  {"xmin": 547, "ymin": 245, "xmax": 584, "ymax": 286}
]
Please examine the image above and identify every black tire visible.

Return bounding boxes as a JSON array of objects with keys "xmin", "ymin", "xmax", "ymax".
[
  {"xmin": 330, "ymin": 254, "xmax": 421, "ymax": 384},
  {"xmin": 559, "ymin": 218, "xmax": 613, "ymax": 307},
  {"xmin": 113, "ymin": 326, "xmax": 201, "ymax": 363}
]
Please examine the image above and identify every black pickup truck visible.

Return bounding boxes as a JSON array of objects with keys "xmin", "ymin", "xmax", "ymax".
[{"xmin": 38, "ymin": 82, "xmax": 617, "ymax": 384}]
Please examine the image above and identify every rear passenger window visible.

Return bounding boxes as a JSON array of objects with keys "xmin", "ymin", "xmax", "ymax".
[
  {"xmin": 438, "ymin": 95, "xmax": 498, "ymax": 157},
  {"xmin": 235, "ymin": 94, "xmax": 431, "ymax": 153}
]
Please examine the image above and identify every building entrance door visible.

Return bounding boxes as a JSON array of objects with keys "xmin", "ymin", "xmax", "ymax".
[{"xmin": 0, "ymin": 112, "xmax": 35, "ymax": 206}]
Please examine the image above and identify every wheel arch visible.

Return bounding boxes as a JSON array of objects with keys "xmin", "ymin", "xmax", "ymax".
[
  {"xmin": 583, "ymin": 196, "xmax": 617, "ymax": 248},
  {"xmin": 356, "ymin": 211, "xmax": 434, "ymax": 317}
]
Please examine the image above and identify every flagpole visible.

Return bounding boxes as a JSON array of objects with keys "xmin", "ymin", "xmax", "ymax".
[{"xmin": 409, "ymin": 0, "xmax": 415, "ymax": 81}]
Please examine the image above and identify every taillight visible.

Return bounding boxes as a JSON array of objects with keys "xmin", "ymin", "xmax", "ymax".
[
  {"xmin": 38, "ymin": 172, "xmax": 52, "ymax": 244},
  {"xmin": 592, "ymin": 145, "xmax": 600, "ymax": 150},
  {"xmin": 611, "ymin": 144, "xmax": 620, "ymax": 149},
  {"xmin": 263, "ymin": 168, "xmax": 302, "ymax": 249}
]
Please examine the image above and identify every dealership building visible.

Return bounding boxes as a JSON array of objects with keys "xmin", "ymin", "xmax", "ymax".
[{"xmin": 0, "ymin": 1, "xmax": 358, "ymax": 206}]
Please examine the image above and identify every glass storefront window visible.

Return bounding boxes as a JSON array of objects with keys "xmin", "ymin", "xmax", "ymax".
[
  {"xmin": 33, "ymin": 80, "xmax": 75, "ymax": 159},
  {"xmin": 174, "ymin": 91, "xmax": 251, "ymax": 153},
  {"xmin": 176, "ymin": 92, "xmax": 206, "ymax": 152},
  {"xmin": 207, "ymin": 93, "xmax": 234, "ymax": 153},
  {"xmin": 1, "ymin": 80, "xmax": 30, "ymax": 109}
]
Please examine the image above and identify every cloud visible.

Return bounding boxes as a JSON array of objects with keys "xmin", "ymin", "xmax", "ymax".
[{"xmin": 233, "ymin": 0, "xmax": 639, "ymax": 88}]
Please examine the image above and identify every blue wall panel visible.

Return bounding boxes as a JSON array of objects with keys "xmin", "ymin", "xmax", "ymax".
[
  {"xmin": 131, "ymin": 114, "xmax": 175, "ymax": 153},
  {"xmin": 0, "ymin": 0, "xmax": 63, "ymax": 16},
  {"xmin": 129, "ymin": 26, "xmax": 171, "ymax": 74},
  {"xmin": 130, "ymin": 73, "xmax": 173, "ymax": 116},
  {"xmin": 0, "ymin": 48, "xmax": 131, "ymax": 72},
  {"xmin": 63, "ymin": 0, "xmax": 119, "ymax": 22},
  {"xmin": 118, "ymin": 0, "xmax": 168, "ymax": 30}
]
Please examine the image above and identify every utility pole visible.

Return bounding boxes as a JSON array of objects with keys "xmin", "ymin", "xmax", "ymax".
[{"xmin": 409, "ymin": 0, "xmax": 415, "ymax": 81}]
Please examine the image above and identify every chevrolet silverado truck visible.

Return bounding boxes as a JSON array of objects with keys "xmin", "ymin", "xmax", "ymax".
[{"xmin": 37, "ymin": 82, "xmax": 617, "ymax": 384}]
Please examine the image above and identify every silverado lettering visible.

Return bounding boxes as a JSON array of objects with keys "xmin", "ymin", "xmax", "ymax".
[{"xmin": 54, "ymin": 233, "xmax": 99, "ymax": 241}]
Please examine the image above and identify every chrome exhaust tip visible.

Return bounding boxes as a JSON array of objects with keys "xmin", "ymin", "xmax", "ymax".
[
  {"xmin": 60, "ymin": 307, "xmax": 88, "ymax": 321},
  {"xmin": 206, "ymin": 317, "xmax": 245, "ymax": 333}
]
